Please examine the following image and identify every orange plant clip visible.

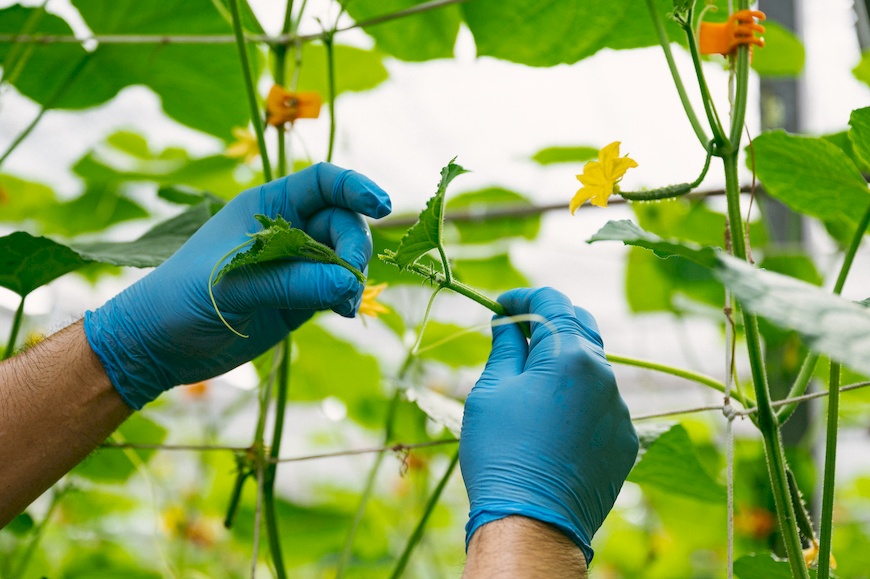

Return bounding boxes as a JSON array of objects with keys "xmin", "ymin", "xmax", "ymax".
[
  {"xmin": 699, "ymin": 9, "xmax": 766, "ymax": 56},
  {"xmin": 265, "ymin": 84, "xmax": 322, "ymax": 127}
]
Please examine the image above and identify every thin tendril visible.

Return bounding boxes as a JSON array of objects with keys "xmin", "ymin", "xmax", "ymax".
[{"xmin": 208, "ymin": 240, "xmax": 255, "ymax": 338}]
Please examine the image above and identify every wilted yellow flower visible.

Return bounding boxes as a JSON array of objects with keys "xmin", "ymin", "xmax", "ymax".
[
  {"xmin": 803, "ymin": 539, "xmax": 836, "ymax": 569},
  {"xmin": 266, "ymin": 84, "xmax": 322, "ymax": 127},
  {"xmin": 359, "ymin": 282, "xmax": 390, "ymax": 318},
  {"xmin": 570, "ymin": 141, "xmax": 638, "ymax": 212},
  {"xmin": 225, "ymin": 127, "xmax": 259, "ymax": 164}
]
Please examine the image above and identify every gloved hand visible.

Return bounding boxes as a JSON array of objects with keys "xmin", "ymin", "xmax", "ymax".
[
  {"xmin": 460, "ymin": 287, "xmax": 638, "ymax": 564},
  {"xmin": 84, "ymin": 163, "xmax": 391, "ymax": 410}
]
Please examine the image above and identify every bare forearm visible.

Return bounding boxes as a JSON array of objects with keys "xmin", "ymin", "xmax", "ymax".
[
  {"xmin": 0, "ymin": 321, "xmax": 130, "ymax": 526},
  {"xmin": 463, "ymin": 516, "xmax": 588, "ymax": 578}
]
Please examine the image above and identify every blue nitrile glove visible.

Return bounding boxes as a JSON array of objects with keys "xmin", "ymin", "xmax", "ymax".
[
  {"xmin": 460, "ymin": 287, "xmax": 638, "ymax": 564},
  {"xmin": 84, "ymin": 163, "xmax": 391, "ymax": 410}
]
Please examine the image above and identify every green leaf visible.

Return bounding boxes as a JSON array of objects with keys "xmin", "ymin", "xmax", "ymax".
[
  {"xmin": 285, "ymin": 323, "xmax": 383, "ymax": 428},
  {"xmin": 751, "ymin": 130, "xmax": 870, "ymax": 227},
  {"xmin": 734, "ymin": 553, "xmax": 818, "ymax": 578},
  {"xmin": 849, "ymin": 106, "xmax": 870, "ymax": 167},
  {"xmin": 628, "ymin": 423, "xmax": 726, "ymax": 502},
  {"xmin": 0, "ymin": 232, "xmax": 89, "ymax": 297},
  {"xmin": 286, "ymin": 42, "xmax": 389, "ymax": 97},
  {"xmin": 462, "ymin": 0, "xmax": 633, "ymax": 66},
  {"xmin": 531, "ymin": 145, "xmax": 599, "ymax": 165},
  {"xmin": 405, "ymin": 386, "xmax": 463, "ymax": 436},
  {"xmin": 853, "ymin": 49, "xmax": 870, "ymax": 89},
  {"xmin": 40, "ymin": 184, "xmax": 149, "ymax": 237},
  {"xmin": 386, "ymin": 159, "xmax": 468, "ymax": 269},
  {"xmin": 72, "ymin": 414, "xmax": 167, "ymax": 483},
  {"xmin": 342, "ymin": 0, "xmax": 461, "ymax": 61},
  {"xmin": 0, "ymin": 173, "xmax": 57, "ymax": 226},
  {"xmin": 416, "ymin": 320, "xmax": 491, "ymax": 368},
  {"xmin": 3, "ymin": 512, "xmax": 34, "ymax": 536},
  {"xmin": 213, "ymin": 214, "xmax": 364, "ymax": 285},
  {"xmin": 823, "ymin": 130, "xmax": 870, "ymax": 174},
  {"xmin": 750, "ymin": 21, "xmax": 805, "ymax": 77},
  {"xmin": 72, "ymin": 202, "xmax": 214, "ymax": 268},
  {"xmin": 453, "ymin": 253, "xmax": 530, "ymax": 291},
  {"xmin": 591, "ymin": 220, "xmax": 870, "ymax": 376},
  {"xmin": 589, "ymin": 220, "xmax": 719, "ymax": 267},
  {"xmin": 445, "ymin": 187, "xmax": 540, "ymax": 244}
]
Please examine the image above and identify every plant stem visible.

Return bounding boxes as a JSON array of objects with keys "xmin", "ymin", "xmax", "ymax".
[
  {"xmin": 273, "ymin": 0, "xmax": 295, "ymax": 178},
  {"xmin": 723, "ymin": 153, "xmax": 807, "ymax": 576},
  {"xmin": 679, "ymin": 11, "xmax": 728, "ymax": 150},
  {"xmin": 0, "ymin": 53, "xmax": 92, "ymax": 168},
  {"xmin": 389, "ymin": 450, "xmax": 460, "ymax": 579},
  {"xmin": 228, "ymin": 0, "xmax": 273, "ymax": 182},
  {"xmin": 264, "ymin": 338, "xmax": 291, "ymax": 579},
  {"xmin": 336, "ymin": 386, "xmax": 404, "ymax": 577},
  {"xmin": 776, "ymin": 353, "xmax": 820, "ymax": 425},
  {"xmin": 643, "ymin": 0, "xmax": 709, "ymax": 147},
  {"xmin": 818, "ymin": 361, "xmax": 840, "ymax": 578},
  {"xmin": 3, "ymin": 296, "xmax": 25, "ymax": 360},
  {"xmin": 325, "ymin": 32, "xmax": 337, "ymax": 163}
]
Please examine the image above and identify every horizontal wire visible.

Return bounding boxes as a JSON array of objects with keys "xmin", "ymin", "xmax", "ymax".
[
  {"xmin": 100, "ymin": 381, "xmax": 870, "ymax": 458},
  {"xmin": 0, "ymin": 0, "xmax": 469, "ymax": 46}
]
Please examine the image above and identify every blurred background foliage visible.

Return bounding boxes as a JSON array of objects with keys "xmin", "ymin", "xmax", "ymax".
[{"xmin": 1, "ymin": 0, "xmax": 870, "ymax": 577}]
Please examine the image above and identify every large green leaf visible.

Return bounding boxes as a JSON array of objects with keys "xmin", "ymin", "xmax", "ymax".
[
  {"xmin": 386, "ymin": 159, "xmax": 468, "ymax": 269},
  {"xmin": 72, "ymin": 202, "xmax": 214, "ymax": 267},
  {"xmin": 591, "ymin": 220, "xmax": 870, "ymax": 376},
  {"xmin": 0, "ymin": 173, "xmax": 57, "ymax": 227},
  {"xmin": 445, "ymin": 187, "xmax": 540, "ymax": 244},
  {"xmin": 72, "ymin": 413, "xmax": 167, "ymax": 483},
  {"xmin": 462, "ymin": 0, "xmax": 665, "ymax": 67},
  {"xmin": 750, "ymin": 21, "xmax": 805, "ymax": 77},
  {"xmin": 342, "ymin": 0, "xmax": 461, "ymax": 61},
  {"xmin": 74, "ymin": 0, "xmax": 254, "ymax": 139},
  {"xmin": 287, "ymin": 322, "xmax": 383, "ymax": 427},
  {"xmin": 752, "ymin": 130, "xmax": 870, "ymax": 226},
  {"xmin": 212, "ymin": 214, "xmax": 364, "ymax": 285},
  {"xmin": 286, "ymin": 42, "xmax": 389, "ymax": 97},
  {"xmin": 848, "ymin": 106, "xmax": 870, "ymax": 167},
  {"xmin": 0, "ymin": 232, "xmax": 89, "ymax": 297},
  {"xmin": 628, "ymin": 423, "xmax": 726, "ymax": 502}
]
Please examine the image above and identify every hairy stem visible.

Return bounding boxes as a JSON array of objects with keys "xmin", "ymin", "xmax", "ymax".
[
  {"xmin": 679, "ymin": 10, "xmax": 728, "ymax": 150},
  {"xmin": 325, "ymin": 33, "xmax": 337, "ymax": 163},
  {"xmin": 389, "ymin": 450, "xmax": 460, "ymax": 578},
  {"xmin": 724, "ymin": 153, "xmax": 806, "ymax": 576},
  {"xmin": 643, "ymin": 0, "xmax": 709, "ymax": 147},
  {"xmin": 228, "ymin": 0, "xmax": 273, "ymax": 182},
  {"xmin": 3, "ymin": 296, "xmax": 25, "ymax": 360},
  {"xmin": 264, "ymin": 338, "xmax": 291, "ymax": 579},
  {"xmin": 273, "ymin": 0, "xmax": 295, "ymax": 178},
  {"xmin": 818, "ymin": 361, "xmax": 840, "ymax": 578}
]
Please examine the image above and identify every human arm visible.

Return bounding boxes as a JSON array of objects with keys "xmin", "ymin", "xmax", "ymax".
[
  {"xmin": 460, "ymin": 287, "xmax": 638, "ymax": 572},
  {"xmin": 0, "ymin": 163, "xmax": 391, "ymax": 527},
  {"xmin": 463, "ymin": 516, "xmax": 587, "ymax": 578}
]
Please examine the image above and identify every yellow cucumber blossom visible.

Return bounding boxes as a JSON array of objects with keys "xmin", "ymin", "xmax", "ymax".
[
  {"xmin": 359, "ymin": 282, "xmax": 390, "ymax": 318},
  {"xmin": 225, "ymin": 127, "xmax": 260, "ymax": 164},
  {"xmin": 570, "ymin": 141, "xmax": 638, "ymax": 212}
]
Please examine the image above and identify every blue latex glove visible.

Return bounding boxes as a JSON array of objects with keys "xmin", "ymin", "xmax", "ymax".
[
  {"xmin": 84, "ymin": 163, "xmax": 391, "ymax": 409},
  {"xmin": 460, "ymin": 287, "xmax": 638, "ymax": 564}
]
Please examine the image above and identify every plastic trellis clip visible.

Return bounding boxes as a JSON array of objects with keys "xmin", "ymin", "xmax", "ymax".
[
  {"xmin": 699, "ymin": 9, "xmax": 766, "ymax": 57},
  {"xmin": 265, "ymin": 84, "xmax": 322, "ymax": 127}
]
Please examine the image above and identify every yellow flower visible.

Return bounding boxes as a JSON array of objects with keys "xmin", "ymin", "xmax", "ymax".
[
  {"xmin": 570, "ymin": 141, "xmax": 638, "ymax": 212},
  {"xmin": 225, "ymin": 127, "xmax": 260, "ymax": 164},
  {"xmin": 803, "ymin": 539, "xmax": 837, "ymax": 569},
  {"xmin": 359, "ymin": 282, "xmax": 390, "ymax": 318}
]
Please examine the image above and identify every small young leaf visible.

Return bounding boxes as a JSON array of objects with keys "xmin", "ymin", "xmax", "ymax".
[
  {"xmin": 213, "ymin": 214, "xmax": 365, "ymax": 285},
  {"xmin": 387, "ymin": 159, "xmax": 468, "ymax": 270}
]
